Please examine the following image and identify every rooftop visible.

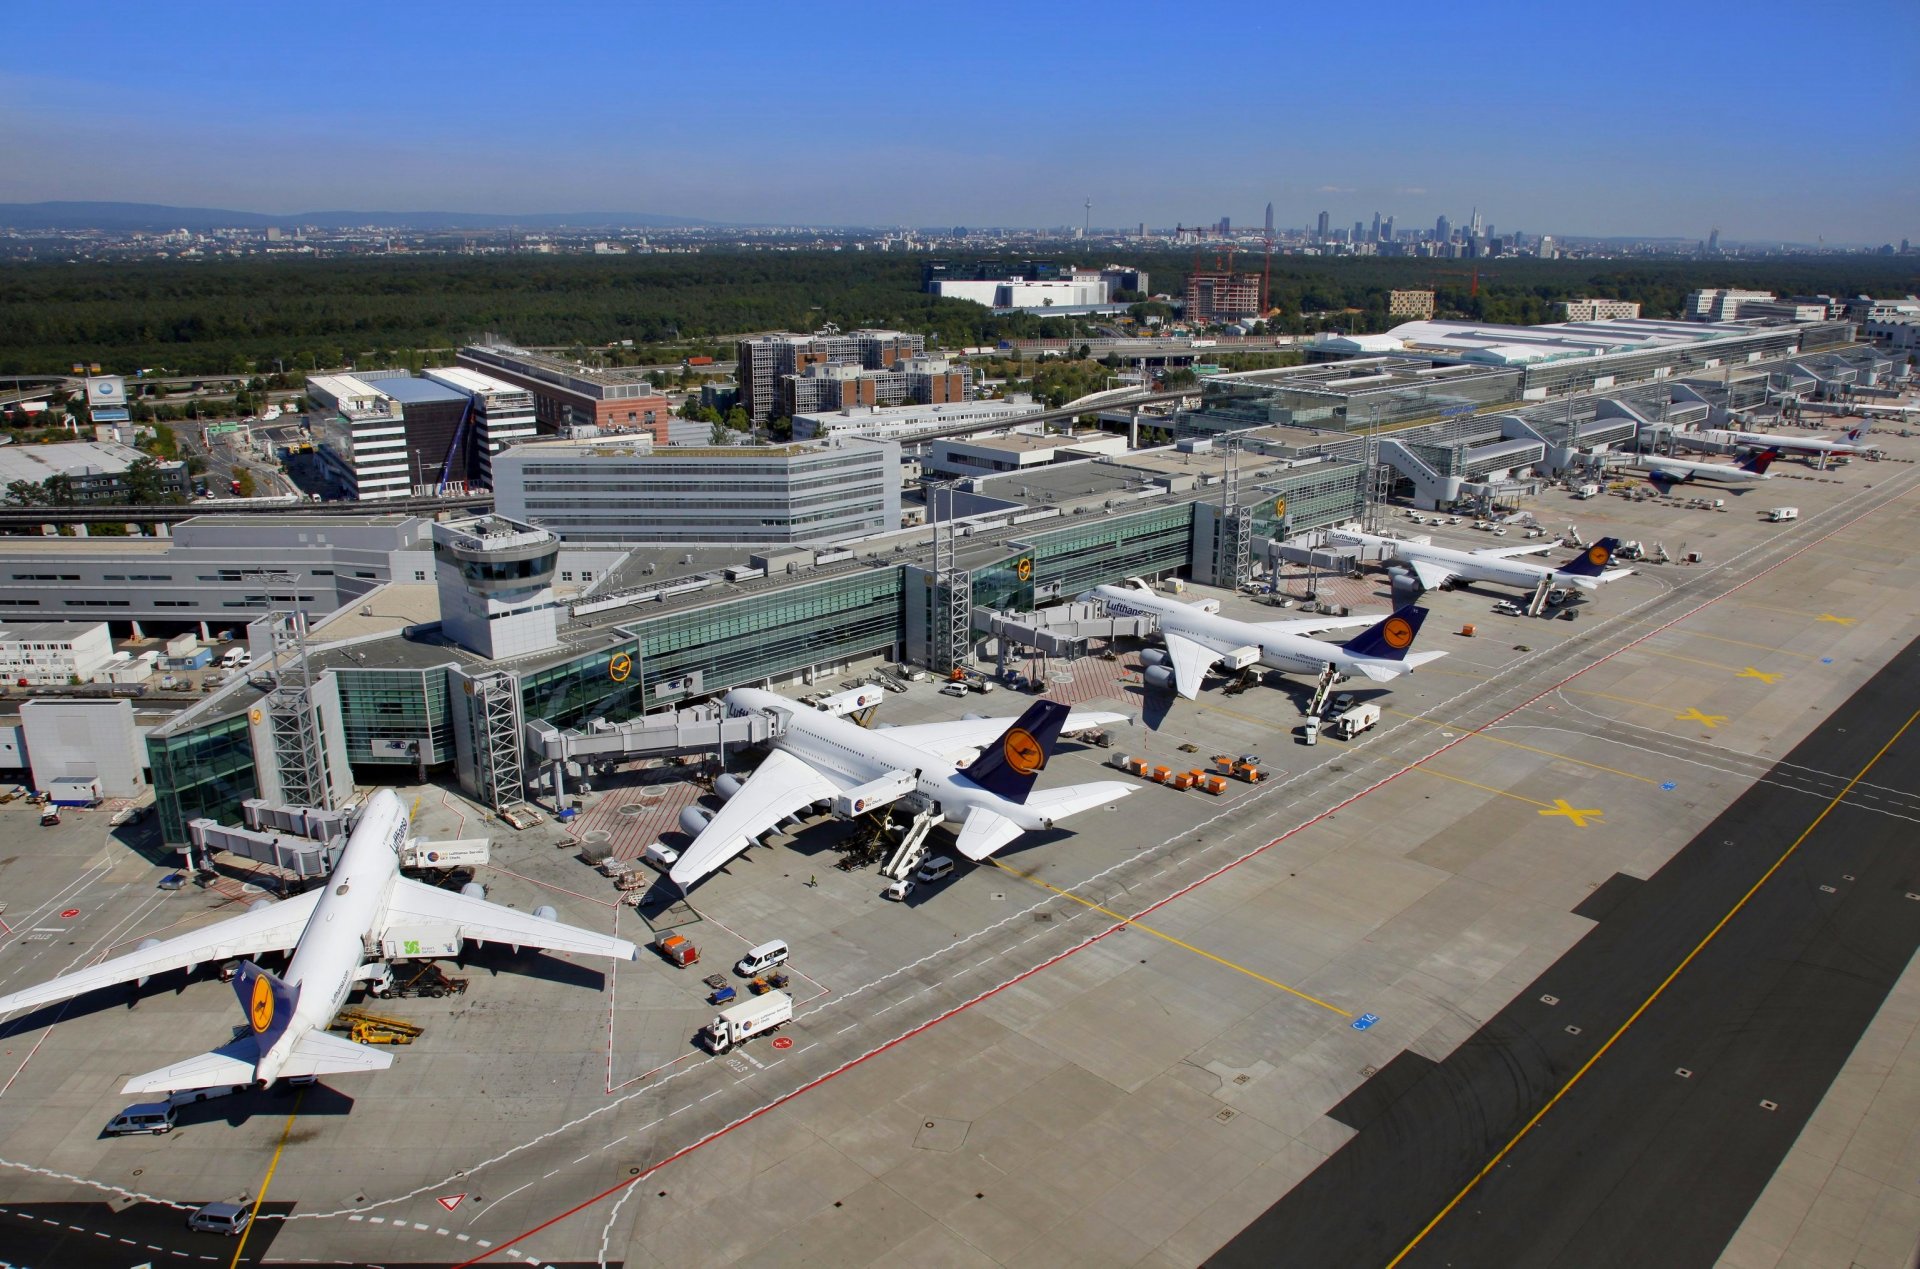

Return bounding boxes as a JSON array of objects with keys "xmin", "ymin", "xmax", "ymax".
[
  {"xmin": 0, "ymin": 439, "xmax": 177, "ymax": 485},
  {"xmin": 357, "ymin": 372, "xmax": 467, "ymax": 406}
]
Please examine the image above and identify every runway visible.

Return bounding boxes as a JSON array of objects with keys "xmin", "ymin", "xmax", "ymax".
[{"xmin": 1209, "ymin": 634, "xmax": 1920, "ymax": 1268}]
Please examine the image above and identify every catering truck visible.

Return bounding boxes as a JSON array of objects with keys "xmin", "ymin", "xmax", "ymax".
[{"xmin": 700, "ymin": 989, "xmax": 793, "ymax": 1054}]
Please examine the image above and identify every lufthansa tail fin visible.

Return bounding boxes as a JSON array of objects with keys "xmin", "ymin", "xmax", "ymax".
[
  {"xmin": 1557, "ymin": 537, "xmax": 1621, "ymax": 577},
  {"xmin": 958, "ymin": 699, "xmax": 1070, "ymax": 804},
  {"xmin": 232, "ymin": 960, "xmax": 300, "ymax": 1059},
  {"xmin": 1740, "ymin": 449, "xmax": 1780, "ymax": 475},
  {"xmin": 1340, "ymin": 605, "xmax": 1428, "ymax": 662}
]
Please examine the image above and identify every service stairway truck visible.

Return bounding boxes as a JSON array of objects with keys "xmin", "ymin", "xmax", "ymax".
[{"xmin": 701, "ymin": 989, "xmax": 794, "ymax": 1053}]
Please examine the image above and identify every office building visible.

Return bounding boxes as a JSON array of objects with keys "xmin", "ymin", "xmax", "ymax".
[
  {"xmin": 1434, "ymin": 214, "xmax": 1451, "ymax": 243},
  {"xmin": 925, "ymin": 430, "xmax": 1129, "ymax": 479},
  {"xmin": 1684, "ymin": 288, "xmax": 1775, "ymax": 322},
  {"xmin": 735, "ymin": 330, "xmax": 925, "ymax": 424},
  {"xmin": 1184, "ymin": 271, "xmax": 1263, "ymax": 323},
  {"xmin": 0, "ymin": 621, "xmax": 115, "ymax": 685},
  {"xmin": 1370, "ymin": 212, "xmax": 1382, "ymax": 242},
  {"xmin": 1264, "ymin": 203, "xmax": 1274, "ymax": 235},
  {"xmin": 792, "ymin": 397, "xmax": 1045, "ymax": 443},
  {"xmin": 1388, "ymin": 290, "xmax": 1436, "ymax": 320},
  {"xmin": 456, "ymin": 344, "xmax": 673, "ymax": 440},
  {"xmin": 0, "ymin": 440, "xmax": 190, "ymax": 504},
  {"xmin": 778, "ymin": 356, "xmax": 969, "ymax": 416},
  {"xmin": 306, "ymin": 371, "xmax": 473, "ymax": 499},
  {"xmin": 1559, "ymin": 298, "xmax": 1642, "ymax": 322},
  {"xmin": 491, "ymin": 435, "xmax": 901, "ymax": 545},
  {"xmin": 1862, "ymin": 317, "xmax": 1920, "ymax": 352},
  {"xmin": 22, "ymin": 699, "xmax": 146, "ymax": 798},
  {"xmin": 421, "ymin": 367, "xmax": 538, "ymax": 489},
  {"xmin": 1846, "ymin": 296, "xmax": 1920, "ymax": 322},
  {"xmin": 1316, "ymin": 210, "xmax": 1331, "ymax": 238}
]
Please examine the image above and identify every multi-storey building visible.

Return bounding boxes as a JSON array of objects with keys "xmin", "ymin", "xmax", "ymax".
[
  {"xmin": 0, "ymin": 440, "xmax": 190, "ymax": 503},
  {"xmin": 421, "ymin": 367, "xmax": 538, "ymax": 489},
  {"xmin": 306, "ymin": 373, "xmax": 414, "ymax": 501},
  {"xmin": 1388, "ymin": 290, "xmax": 1436, "ymax": 320},
  {"xmin": 1685, "ymin": 289, "xmax": 1775, "ymax": 322},
  {"xmin": 1559, "ymin": 298, "xmax": 1642, "ymax": 322},
  {"xmin": 490, "ymin": 435, "xmax": 902, "ymax": 545},
  {"xmin": 779, "ymin": 356, "xmax": 969, "ymax": 417},
  {"xmin": 456, "ymin": 344, "xmax": 673, "ymax": 440},
  {"xmin": 1184, "ymin": 271, "xmax": 1263, "ymax": 323},
  {"xmin": 734, "ymin": 329, "xmax": 924, "ymax": 424},
  {"xmin": 0, "ymin": 621, "xmax": 115, "ymax": 685}
]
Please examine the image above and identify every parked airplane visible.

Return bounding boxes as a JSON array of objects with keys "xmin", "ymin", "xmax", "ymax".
[
  {"xmin": 1331, "ymin": 529, "xmax": 1633, "ymax": 595},
  {"xmin": 671, "ymin": 691, "xmax": 1131, "ymax": 891},
  {"xmin": 1724, "ymin": 425, "xmax": 1871, "ymax": 458},
  {"xmin": 1628, "ymin": 448, "xmax": 1778, "ymax": 489},
  {"xmin": 0, "ymin": 790, "xmax": 637, "ymax": 1094},
  {"xmin": 1090, "ymin": 581, "xmax": 1445, "ymax": 699}
]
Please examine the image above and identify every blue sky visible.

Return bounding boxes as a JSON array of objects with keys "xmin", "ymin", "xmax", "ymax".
[{"xmin": 3, "ymin": 0, "xmax": 1915, "ymax": 242}]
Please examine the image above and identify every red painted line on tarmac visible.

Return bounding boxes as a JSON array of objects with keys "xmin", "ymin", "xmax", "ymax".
[{"xmin": 453, "ymin": 484, "xmax": 1910, "ymax": 1266}]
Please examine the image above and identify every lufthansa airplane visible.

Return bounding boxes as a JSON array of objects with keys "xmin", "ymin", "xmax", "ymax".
[{"xmin": 0, "ymin": 790, "xmax": 637, "ymax": 1095}]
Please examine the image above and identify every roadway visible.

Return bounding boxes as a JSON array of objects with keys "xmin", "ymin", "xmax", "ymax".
[{"xmin": 1208, "ymin": 634, "xmax": 1920, "ymax": 1268}]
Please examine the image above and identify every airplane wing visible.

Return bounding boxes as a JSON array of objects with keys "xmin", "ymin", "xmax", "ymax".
[
  {"xmin": 669, "ymin": 749, "xmax": 842, "ymax": 891},
  {"xmin": 381, "ymin": 878, "xmax": 638, "ymax": 961},
  {"xmin": 881, "ymin": 711, "xmax": 1127, "ymax": 763},
  {"xmin": 1406, "ymin": 559, "xmax": 1458, "ymax": 592},
  {"xmin": 1472, "ymin": 543, "xmax": 1558, "ymax": 559},
  {"xmin": 0, "ymin": 890, "xmax": 322, "ymax": 1020},
  {"xmin": 1163, "ymin": 630, "xmax": 1228, "ymax": 699}
]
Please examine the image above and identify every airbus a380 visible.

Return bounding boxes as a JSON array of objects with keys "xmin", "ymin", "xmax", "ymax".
[
  {"xmin": 1089, "ymin": 581, "xmax": 1445, "ymax": 699},
  {"xmin": 670, "ymin": 690, "xmax": 1131, "ymax": 891},
  {"xmin": 1330, "ymin": 529, "xmax": 1632, "ymax": 595},
  {"xmin": 0, "ymin": 789, "xmax": 637, "ymax": 1095}
]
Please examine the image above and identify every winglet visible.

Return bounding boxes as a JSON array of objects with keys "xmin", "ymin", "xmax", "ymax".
[
  {"xmin": 232, "ymin": 960, "xmax": 299, "ymax": 1060},
  {"xmin": 1340, "ymin": 605, "xmax": 1428, "ymax": 661},
  {"xmin": 958, "ymin": 700, "xmax": 1070, "ymax": 804}
]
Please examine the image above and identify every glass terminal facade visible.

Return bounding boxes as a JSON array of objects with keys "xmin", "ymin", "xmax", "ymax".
[
  {"xmin": 148, "ymin": 713, "xmax": 256, "ymax": 844},
  {"xmin": 334, "ymin": 667, "xmax": 455, "ymax": 767}
]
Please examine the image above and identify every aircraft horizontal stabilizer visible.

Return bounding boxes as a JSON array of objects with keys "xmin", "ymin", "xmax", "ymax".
[
  {"xmin": 954, "ymin": 807, "xmax": 1023, "ymax": 861},
  {"xmin": 1023, "ymin": 780, "xmax": 1134, "ymax": 822},
  {"xmin": 122, "ymin": 1038, "xmax": 258, "ymax": 1095},
  {"xmin": 281, "ymin": 1031, "xmax": 394, "ymax": 1079}
]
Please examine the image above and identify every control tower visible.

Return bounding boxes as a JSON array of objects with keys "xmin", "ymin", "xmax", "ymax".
[{"xmin": 431, "ymin": 515, "xmax": 560, "ymax": 659}]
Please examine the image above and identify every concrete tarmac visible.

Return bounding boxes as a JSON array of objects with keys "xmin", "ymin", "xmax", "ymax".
[{"xmin": 1209, "ymin": 634, "xmax": 1920, "ymax": 1269}]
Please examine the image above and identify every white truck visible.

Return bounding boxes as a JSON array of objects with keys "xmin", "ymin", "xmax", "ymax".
[
  {"xmin": 400, "ymin": 837, "xmax": 490, "ymax": 870},
  {"xmin": 1330, "ymin": 703, "xmax": 1381, "ymax": 740},
  {"xmin": 701, "ymin": 989, "xmax": 793, "ymax": 1054},
  {"xmin": 1767, "ymin": 506, "xmax": 1799, "ymax": 523}
]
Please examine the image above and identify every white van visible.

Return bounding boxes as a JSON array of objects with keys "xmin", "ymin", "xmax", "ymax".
[
  {"xmin": 640, "ymin": 841, "xmax": 680, "ymax": 870},
  {"xmin": 735, "ymin": 939, "xmax": 789, "ymax": 977},
  {"xmin": 106, "ymin": 1102, "xmax": 176, "ymax": 1135},
  {"xmin": 219, "ymin": 647, "xmax": 249, "ymax": 669},
  {"xmin": 915, "ymin": 856, "xmax": 955, "ymax": 884}
]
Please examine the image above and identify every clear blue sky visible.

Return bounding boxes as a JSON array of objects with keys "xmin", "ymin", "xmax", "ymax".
[{"xmin": 4, "ymin": 0, "xmax": 1915, "ymax": 242}]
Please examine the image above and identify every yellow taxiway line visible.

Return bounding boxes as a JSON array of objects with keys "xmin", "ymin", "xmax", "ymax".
[
  {"xmin": 990, "ymin": 859, "xmax": 1353, "ymax": 1018},
  {"xmin": 230, "ymin": 1089, "xmax": 304, "ymax": 1269}
]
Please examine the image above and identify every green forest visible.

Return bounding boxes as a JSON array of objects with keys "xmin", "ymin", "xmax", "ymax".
[{"xmin": 0, "ymin": 251, "xmax": 1913, "ymax": 377}]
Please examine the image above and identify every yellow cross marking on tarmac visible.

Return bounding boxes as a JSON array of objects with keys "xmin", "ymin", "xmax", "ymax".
[
  {"xmin": 1817, "ymin": 613, "xmax": 1854, "ymax": 625},
  {"xmin": 1537, "ymin": 799, "xmax": 1604, "ymax": 828},
  {"xmin": 1675, "ymin": 708, "xmax": 1727, "ymax": 728},
  {"xmin": 1735, "ymin": 667, "xmax": 1783, "ymax": 684},
  {"xmin": 989, "ymin": 859, "xmax": 1354, "ymax": 1018}
]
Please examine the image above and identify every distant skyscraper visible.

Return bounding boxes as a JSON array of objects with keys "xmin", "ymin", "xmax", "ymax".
[
  {"xmin": 1370, "ymin": 211, "xmax": 1382, "ymax": 242},
  {"xmin": 1382, "ymin": 215, "xmax": 1395, "ymax": 242},
  {"xmin": 1435, "ymin": 214, "xmax": 1451, "ymax": 243},
  {"xmin": 1316, "ymin": 210, "xmax": 1330, "ymax": 238},
  {"xmin": 1353, "ymin": 221, "xmax": 1366, "ymax": 244},
  {"xmin": 1469, "ymin": 207, "xmax": 1484, "ymax": 237},
  {"xmin": 1264, "ymin": 202, "xmax": 1274, "ymax": 235},
  {"xmin": 1219, "ymin": 216, "xmax": 1231, "ymax": 235},
  {"xmin": 1707, "ymin": 226, "xmax": 1722, "ymax": 254}
]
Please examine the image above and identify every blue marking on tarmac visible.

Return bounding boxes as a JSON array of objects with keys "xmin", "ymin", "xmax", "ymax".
[
  {"xmin": 1351, "ymin": 1013, "xmax": 1379, "ymax": 1031},
  {"xmin": 1822, "ymin": 657, "xmax": 1835, "ymax": 664},
  {"xmin": 1661, "ymin": 781, "xmax": 1677, "ymax": 791}
]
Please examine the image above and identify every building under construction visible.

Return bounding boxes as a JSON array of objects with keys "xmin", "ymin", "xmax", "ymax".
[{"xmin": 1184, "ymin": 271, "xmax": 1263, "ymax": 324}]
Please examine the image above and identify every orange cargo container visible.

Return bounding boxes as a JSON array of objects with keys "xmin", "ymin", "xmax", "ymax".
[
  {"xmin": 1151, "ymin": 765, "xmax": 1174, "ymax": 783},
  {"xmin": 1169, "ymin": 772, "xmax": 1195, "ymax": 790}
]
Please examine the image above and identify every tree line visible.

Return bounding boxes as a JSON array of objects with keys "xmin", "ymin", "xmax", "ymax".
[{"xmin": 0, "ymin": 252, "xmax": 1913, "ymax": 376}]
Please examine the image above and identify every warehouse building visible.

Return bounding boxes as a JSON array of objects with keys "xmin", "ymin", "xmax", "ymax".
[{"xmin": 0, "ymin": 440, "xmax": 190, "ymax": 503}]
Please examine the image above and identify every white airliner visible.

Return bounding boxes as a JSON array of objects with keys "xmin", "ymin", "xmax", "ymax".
[
  {"xmin": 1089, "ymin": 581, "xmax": 1445, "ymax": 699},
  {"xmin": 0, "ymin": 789, "xmax": 637, "ymax": 1095},
  {"xmin": 669, "ymin": 689, "xmax": 1131, "ymax": 892},
  {"xmin": 1331, "ymin": 529, "xmax": 1632, "ymax": 595},
  {"xmin": 1723, "ymin": 425, "xmax": 1871, "ymax": 458},
  {"xmin": 1626, "ymin": 448, "xmax": 1778, "ymax": 488}
]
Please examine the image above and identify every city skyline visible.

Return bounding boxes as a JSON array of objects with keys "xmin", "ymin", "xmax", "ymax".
[{"xmin": 2, "ymin": 1, "xmax": 1915, "ymax": 244}]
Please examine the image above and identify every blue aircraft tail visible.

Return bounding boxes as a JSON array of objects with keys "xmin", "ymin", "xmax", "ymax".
[
  {"xmin": 1844, "ymin": 426, "xmax": 1866, "ymax": 443},
  {"xmin": 1341, "ymin": 605, "xmax": 1428, "ymax": 661},
  {"xmin": 1740, "ymin": 449, "xmax": 1780, "ymax": 475},
  {"xmin": 1558, "ymin": 537, "xmax": 1622, "ymax": 577},
  {"xmin": 959, "ymin": 699, "xmax": 1070, "ymax": 804},
  {"xmin": 232, "ymin": 960, "xmax": 300, "ymax": 1059}
]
